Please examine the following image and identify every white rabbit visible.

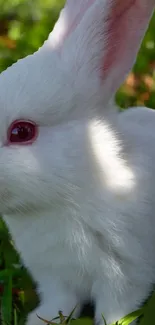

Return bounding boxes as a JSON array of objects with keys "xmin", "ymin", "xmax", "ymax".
[{"xmin": 0, "ymin": 0, "xmax": 155, "ymax": 324}]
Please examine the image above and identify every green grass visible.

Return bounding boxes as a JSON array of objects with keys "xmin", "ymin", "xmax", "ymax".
[{"xmin": 0, "ymin": 218, "xmax": 155, "ymax": 325}]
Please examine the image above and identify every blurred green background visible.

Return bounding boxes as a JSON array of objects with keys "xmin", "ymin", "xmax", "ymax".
[{"xmin": 0, "ymin": 1, "xmax": 155, "ymax": 325}]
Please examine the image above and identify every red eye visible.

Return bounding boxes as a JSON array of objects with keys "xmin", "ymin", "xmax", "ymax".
[{"xmin": 7, "ymin": 120, "xmax": 38, "ymax": 145}]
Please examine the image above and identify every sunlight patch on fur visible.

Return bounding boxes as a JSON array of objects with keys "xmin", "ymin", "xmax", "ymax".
[{"xmin": 88, "ymin": 119, "xmax": 135, "ymax": 194}]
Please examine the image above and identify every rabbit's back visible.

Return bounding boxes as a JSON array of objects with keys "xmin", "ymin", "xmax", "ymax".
[
  {"xmin": 119, "ymin": 106, "xmax": 155, "ymax": 145},
  {"xmin": 118, "ymin": 106, "xmax": 155, "ymax": 173}
]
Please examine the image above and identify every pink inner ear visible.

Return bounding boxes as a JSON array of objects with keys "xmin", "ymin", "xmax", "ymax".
[
  {"xmin": 101, "ymin": 0, "xmax": 144, "ymax": 78},
  {"xmin": 62, "ymin": 0, "xmax": 96, "ymax": 41}
]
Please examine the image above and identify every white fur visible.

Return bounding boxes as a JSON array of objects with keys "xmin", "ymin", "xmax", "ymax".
[{"xmin": 0, "ymin": 0, "xmax": 155, "ymax": 324}]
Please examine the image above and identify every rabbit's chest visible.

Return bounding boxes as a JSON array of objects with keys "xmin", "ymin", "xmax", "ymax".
[
  {"xmin": 8, "ymin": 215, "xmax": 105, "ymax": 290},
  {"xmin": 22, "ymin": 223, "xmax": 102, "ymax": 276}
]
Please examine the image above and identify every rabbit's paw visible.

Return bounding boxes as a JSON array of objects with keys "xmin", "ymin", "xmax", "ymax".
[
  {"xmin": 26, "ymin": 294, "xmax": 79, "ymax": 325},
  {"xmin": 93, "ymin": 281, "xmax": 142, "ymax": 325},
  {"xmin": 27, "ymin": 303, "xmax": 60, "ymax": 325}
]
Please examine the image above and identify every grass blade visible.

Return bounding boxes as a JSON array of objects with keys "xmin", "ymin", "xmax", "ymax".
[
  {"xmin": 109, "ymin": 308, "xmax": 143, "ymax": 325},
  {"xmin": 1, "ymin": 273, "xmax": 12, "ymax": 325}
]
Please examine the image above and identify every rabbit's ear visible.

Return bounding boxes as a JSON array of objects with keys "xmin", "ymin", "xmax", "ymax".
[
  {"xmin": 45, "ymin": 0, "xmax": 154, "ymax": 102},
  {"xmin": 44, "ymin": 1, "xmax": 96, "ymax": 49}
]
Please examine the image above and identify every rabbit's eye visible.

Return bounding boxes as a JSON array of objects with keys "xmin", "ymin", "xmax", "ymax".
[{"xmin": 7, "ymin": 120, "xmax": 38, "ymax": 145}]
